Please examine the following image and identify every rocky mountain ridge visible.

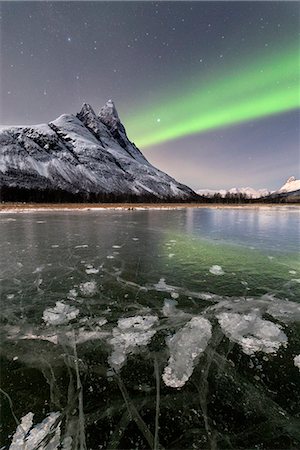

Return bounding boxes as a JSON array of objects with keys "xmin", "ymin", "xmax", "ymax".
[{"xmin": 0, "ymin": 101, "xmax": 196, "ymax": 202}]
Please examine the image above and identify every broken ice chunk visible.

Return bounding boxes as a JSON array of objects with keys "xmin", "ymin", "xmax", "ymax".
[
  {"xmin": 43, "ymin": 302, "xmax": 79, "ymax": 326},
  {"xmin": 294, "ymin": 355, "xmax": 300, "ymax": 371},
  {"xmin": 209, "ymin": 265, "xmax": 224, "ymax": 276},
  {"xmin": 217, "ymin": 312, "xmax": 287, "ymax": 355},
  {"xmin": 162, "ymin": 316, "xmax": 212, "ymax": 388},
  {"xmin": 108, "ymin": 315, "xmax": 158, "ymax": 370},
  {"xmin": 9, "ymin": 411, "xmax": 60, "ymax": 450},
  {"xmin": 79, "ymin": 280, "xmax": 97, "ymax": 296}
]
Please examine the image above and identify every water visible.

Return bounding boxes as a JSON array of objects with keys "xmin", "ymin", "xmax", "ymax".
[{"xmin": 0, "ymin": 207, "xmax": 299, "ymax": 449}]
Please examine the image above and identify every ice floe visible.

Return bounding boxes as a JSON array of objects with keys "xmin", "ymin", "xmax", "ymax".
[
  {"xmin": 43, "ymin": 302, "xmax": 79, "ymax": 326},
  {"xmin": 162, "ymin": 317, "xmax": 212, "ymax": 388},
  {"xmin": 108, "ymin": 315, "xmax": 158, "ymax": 370},
  {"xmin": 217, "ymin": 312, "xmax": 288, "ymax": 355}
]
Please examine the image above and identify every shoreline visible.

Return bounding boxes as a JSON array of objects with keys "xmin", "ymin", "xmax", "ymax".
[{"xmin": 0, "ymin": 202, "xmax": 299, "ymax": 213}]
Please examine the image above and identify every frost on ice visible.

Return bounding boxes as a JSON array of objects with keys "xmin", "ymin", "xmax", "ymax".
[
  {"xmin": 9, "ymin": 411, "xmax": 61, "ymax": 450},
  {"xmin": 43, "ymin": 302, "xmax": 79, "ymax": 326},
  {"xmin": 217, "ymin": 312, "xmax": 288, "ymax": 355},
  {"xmin": 108, "ymin": 315, "xmax": 158, "ymax": 370},
  {"xmin": 209, "ymin": 265, "xmax": 225, "ymax": 276},
  {"xmin": 162, "ymin": 317, "xmax": 212, "ymax": 388}
]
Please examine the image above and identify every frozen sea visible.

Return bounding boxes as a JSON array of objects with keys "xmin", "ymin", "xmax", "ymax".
[{"xmin": 1, "ymin": 207, "xmax": 300, "ymax": 449}]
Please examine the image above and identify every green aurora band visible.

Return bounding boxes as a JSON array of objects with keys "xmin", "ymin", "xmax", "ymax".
[{"xmin": 124, "ymin": 46, "xmax": 300, "ymax": 148}]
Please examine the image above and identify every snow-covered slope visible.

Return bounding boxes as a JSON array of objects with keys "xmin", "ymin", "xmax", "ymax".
[
  {"xmin": 0, "ymin": 101, "xmax": 196, "ymax": 200},
  {"xmin": 277, "ymin": 176, "xmax": 300, "ymax": 194}
]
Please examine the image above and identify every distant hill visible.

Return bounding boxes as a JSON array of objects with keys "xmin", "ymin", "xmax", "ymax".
[{"xmin": 197, "ymin": 176, "xmax": 300, "ymax": 202}]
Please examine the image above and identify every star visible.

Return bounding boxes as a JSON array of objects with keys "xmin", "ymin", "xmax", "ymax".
[
  {"xmin": 67, "ymin": 37, "xmax": 72, "ymax": 42},
  {"xmin": 157, "ymin": 118, "xmax": 161, "ymax": 123}
]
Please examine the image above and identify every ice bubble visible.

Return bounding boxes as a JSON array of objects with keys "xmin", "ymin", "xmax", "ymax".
[
  {"xmin": 209, "ymin": 265, "xmax": 225, "ymax": 276},
  {"xmin": 162, "ymin": 316, "xmax": 212, "ymax": 388},
  {"xmin": 162, "ymin": 299, "xmax": 178, "ymax": 317},
  {"xmin": 43, "ymin": 302, "xmax": 79, "ymax": 326}
]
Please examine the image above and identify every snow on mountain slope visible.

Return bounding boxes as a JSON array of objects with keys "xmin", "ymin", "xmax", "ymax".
[
  {"xmin": 0, "ymin": 101, "xmax": 196, "ymax": 200},
  {"xmin": 277, "ymin": 176, "xmax": 300, "ymax": 193}
]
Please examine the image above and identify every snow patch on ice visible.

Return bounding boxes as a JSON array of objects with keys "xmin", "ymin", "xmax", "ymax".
[
  {"xmin": 162, "ymin": 317, "xmax": 212, "ymax": 388},
  {"xmin": 43, "ymin": 302, "xmax": 79, "ymax": 326}
]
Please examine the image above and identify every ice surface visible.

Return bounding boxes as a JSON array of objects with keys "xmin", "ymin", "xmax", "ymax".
[
  {"xmin": 108, "ymin": 315, "xmax": 158, "ymax": 369},
  {"xmin": 162, "ymin": 317, "xmax": 212, "ymax": 388},
  {"xmin": 209, "ymin": 265, "xmax": 225, "ymax": 276},
  {"xmin": 43, "ymin": 302, "xmax": 79, "ymax": 326},
  {"xmin": 9, "ymin": 411, "xmax": 60, "ymax": 450},
  {"xmin": 217, "ymin": 312, "xmax": 288, "ymax": 355}
]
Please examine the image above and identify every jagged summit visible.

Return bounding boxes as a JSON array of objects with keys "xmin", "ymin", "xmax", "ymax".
[
  {"xmin": 0, "ymin": 101, "xmax": 196, "ymax": 202},
  {"xmin": 99, "ymin": 99, "xmax": 120, "ymax": 121}
]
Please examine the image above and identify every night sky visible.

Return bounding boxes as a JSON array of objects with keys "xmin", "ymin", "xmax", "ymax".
[{"xmin": 0, "ymin": 1, "xmax": 299, "ymax": 191}]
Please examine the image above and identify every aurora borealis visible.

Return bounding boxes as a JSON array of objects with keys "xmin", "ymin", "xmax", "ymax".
[
  {"xmin": 125, "ymin": 45, "xmax": 300, "ymax": 148},
  {"xmin": 0, "ymin": 1, "xmax": 299, "ymax": 190}
]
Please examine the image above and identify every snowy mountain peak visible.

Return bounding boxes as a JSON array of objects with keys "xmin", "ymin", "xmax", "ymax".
[
  {"xmin": 278, "ymin": 176, "xmax": 300, "ymax": 193},
  {"xmin": 78, "ymin": 102, "xmax": 97, "ymax": 118},
  {"xmin": 98, "ymin": 99, "xmax": 120, "ymax": 128},
  {"xmin": 286, "ymin": 176, "xmax": 296, "ymax": 183}
]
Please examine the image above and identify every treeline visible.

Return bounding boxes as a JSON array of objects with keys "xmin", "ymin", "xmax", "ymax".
[
  {"xmin": 197, "ymin": 192, "xmax": 298, "ymax": 203},
  {"xmin": 0, "ymin": 185, "xmax": 297, "ymax": 204},
  {"xmin": 0, "ymin": 185, "xmax": 193, "ymax": 204}
]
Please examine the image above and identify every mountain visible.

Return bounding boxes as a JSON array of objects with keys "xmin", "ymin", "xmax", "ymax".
[
  {"xmin": 0, "ymin": 101, "xmax": 196, "ymax": 202},
  {"xmin": 265, "ymin": 176, "xmax": 300, "ymax": 202},
  {"xmin": 277, "ymin": 176, "xmax": 300, "ymax": 194},
  {"xmin": 197, "ymin": 187, "xmax": 270, "ymax": 199}
]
